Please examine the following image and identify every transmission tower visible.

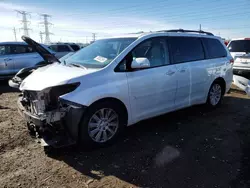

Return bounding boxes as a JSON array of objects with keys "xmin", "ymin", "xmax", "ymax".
[
  {"xmin": 40, "ymin": 14, "xmax": 53, "ymax": 44},
  {"xmin": 92, "ymin": 33, "xmax": 96, "ymax": 42},
  {"xmin": 13, "ymin": 27, "xmax": 17, "ymax": 41},
  {"xmin": 39, "ymin": 31, "xmax": 43, "ymax": 43},
  {"xmin": 16, "ymin": 10, "xmax": 31, "ymax": 37}
]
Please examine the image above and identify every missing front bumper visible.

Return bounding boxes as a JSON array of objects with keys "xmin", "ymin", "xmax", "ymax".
[{"xmin": 17, "ymin": 97, "xmax": 86, "ymax": 148}]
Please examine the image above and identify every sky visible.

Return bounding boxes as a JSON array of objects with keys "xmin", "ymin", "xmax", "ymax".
[{"xmin": 0, "ymin": 0, "xmax": 250, "ymax": 43}]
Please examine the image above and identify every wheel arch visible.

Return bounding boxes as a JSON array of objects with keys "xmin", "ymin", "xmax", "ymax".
[
  {"xmin": 87, "ymin": 97, "xmax": 129, "ymax": 125},
  {"xmin": 213, "ymin": 77, "xmax": 226, "ymax": 94}
]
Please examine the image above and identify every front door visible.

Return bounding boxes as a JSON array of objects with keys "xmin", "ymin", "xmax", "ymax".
[{"xmin": 126, "ymin": 37, "xmax": 178, "ymax": 122}]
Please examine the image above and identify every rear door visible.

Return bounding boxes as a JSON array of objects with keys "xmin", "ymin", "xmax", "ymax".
[
  {"xmin": 0, "ymin": 44, "xmax": 15, "ymax": 76},
  {"xmin": 168, "ymin": 37, "xmax": 205, "ymax": 108},
  {"xmin": 202, "ymin": 37, "xmax": 231, "ymax": 95}
]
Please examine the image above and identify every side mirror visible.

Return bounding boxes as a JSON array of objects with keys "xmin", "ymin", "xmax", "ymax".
[{"xmin": 131, "ymin": 57, "xmax": 150, "ymax": 69}]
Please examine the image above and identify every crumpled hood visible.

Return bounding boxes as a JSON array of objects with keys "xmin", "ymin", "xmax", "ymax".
[{"xmin": 20, "ymin": 63, "xmax": 98, "ymax": 91}]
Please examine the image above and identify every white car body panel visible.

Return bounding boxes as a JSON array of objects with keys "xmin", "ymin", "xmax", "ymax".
[
  {"xmin": 233, "ymin": 75, "xmax": 250, "ymax": 96},
  {"xmin": 126, "ymin": 64, "xmax": 177, "ymax": 123},
  {"xmin": 20, "ymin": 32, "xmax": 233, "ymax": 126}
]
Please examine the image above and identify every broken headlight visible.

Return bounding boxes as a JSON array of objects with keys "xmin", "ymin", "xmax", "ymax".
[{"xmin": 46, "ymin": 82, "xmax": 80, "ymax": 110}]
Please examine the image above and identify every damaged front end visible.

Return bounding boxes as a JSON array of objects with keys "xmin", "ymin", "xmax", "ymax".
[{"xmin": 18, "ymin": 83, "xmax": 85, "ymax": 148}]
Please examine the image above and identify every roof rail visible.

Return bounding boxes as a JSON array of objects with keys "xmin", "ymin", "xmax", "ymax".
[{"xmin": 157, "ymin": 29, "xmax": 214, "ymax": 36}]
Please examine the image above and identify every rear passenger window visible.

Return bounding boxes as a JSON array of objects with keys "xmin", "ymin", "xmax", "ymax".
[
  {"xmin": 11, "ymin": 45, "xmax": 27, "ymax": 54},
  {"xmin": 169, "ymin": 37, "xmax": 204, "ymax": 63},
  {"xmin": 202, "ymin": 38, "xmax": 227, "ymax": 59}
]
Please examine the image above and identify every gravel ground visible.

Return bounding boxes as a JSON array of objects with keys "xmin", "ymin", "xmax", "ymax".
[{"xmin": 1, "ymin": 80, "xmax": 250, "ymax": 188}]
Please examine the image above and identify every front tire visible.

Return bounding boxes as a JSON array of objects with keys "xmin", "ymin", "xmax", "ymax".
[
  {"xmin": 79, "ymin": 101, "xmax": 126, "ymax": 148},
  {"xmin": 206, "ymin": 81, "xmax": 224, "ymax": 108}
]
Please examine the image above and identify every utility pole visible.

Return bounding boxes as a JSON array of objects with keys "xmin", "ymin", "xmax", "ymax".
[
  {"xmin": 199, "ymin": 24, "xmax": 202, "ymax": 31},
  {"xmin": 40, "ymin": 14, "xmax": 53, "ymax": 44},
  {"xmin": 16, "ymin": 10, "xmax": 31, "ymax": 37},
  {"xmin": 13, "ymin": 27, "xmax": 17, "ymax": 41},
  {"xmin": 39, "ymin": 31, "xmax": 43, "ymax": 43},
  {"xmin": 92, "ymin": 33, "xmax": 96, "ymax": 42}
]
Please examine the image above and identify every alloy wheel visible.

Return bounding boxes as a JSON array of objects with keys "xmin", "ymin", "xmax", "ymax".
[{"xmin": 88, "ymin": 108, "xmax": 119, "ymax": 143}]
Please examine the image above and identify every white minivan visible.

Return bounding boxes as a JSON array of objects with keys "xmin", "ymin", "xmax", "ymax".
[{"xmin": 17, "ymin": 30, "xmax": 233, "ymax": 148}]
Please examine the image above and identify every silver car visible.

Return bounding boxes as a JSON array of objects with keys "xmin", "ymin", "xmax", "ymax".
[
  {"xmin": 48, "ymin": 43, "xmax": 76, "ymax": 59},
  {"xmin": 0, "ymin": 42, "xmax": 53, "ymax": 79}
]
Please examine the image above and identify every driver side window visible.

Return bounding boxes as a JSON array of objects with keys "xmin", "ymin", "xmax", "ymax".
[
  {"xmin": 116, "ymin": 37, "xmax": 169, "ymax": 72},
  {"xmin": 132, "ymin": 38, "xmax": 169, "ymax": 68}
]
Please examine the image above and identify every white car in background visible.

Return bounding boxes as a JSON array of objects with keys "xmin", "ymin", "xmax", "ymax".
[
  {"xmin": 17, "ymin": 30, "xmax": 233, "ymax": 148},
  {"xmin": 228, "ymin": 38, "xmax": 250, "ymax": 74}
]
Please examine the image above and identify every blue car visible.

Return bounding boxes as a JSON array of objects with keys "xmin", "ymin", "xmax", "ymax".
[{"xmin": 0, "ymin": 41, "xmax": 54, "ymax": 80}]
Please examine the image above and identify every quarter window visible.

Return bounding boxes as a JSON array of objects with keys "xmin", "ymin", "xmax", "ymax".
[
  {"xmin": 202, "ymin": 38, "xmax": 227, "ymax": 59},
  {"xmin": 169, "ymin": 37, "xmax": 205, "ymax": 63}
]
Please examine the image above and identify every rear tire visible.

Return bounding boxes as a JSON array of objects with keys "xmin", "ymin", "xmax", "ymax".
[
  {"xmin": 79, "ymin": 100, "xmax": 126, "ymax": 148},
  {"xmin": 206, "ymin": 81, "xmax": 224, "ymax": 108}
]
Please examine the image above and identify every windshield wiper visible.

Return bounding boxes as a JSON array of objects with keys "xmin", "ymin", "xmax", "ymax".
[{"xmin": 68, "ymin": 63, "xmax": 87, "ymax": 70}]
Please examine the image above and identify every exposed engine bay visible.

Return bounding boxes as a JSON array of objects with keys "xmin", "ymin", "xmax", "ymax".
[{"xmin": 18, "ymin": 83, "xmax": 85, "ymax": 147}]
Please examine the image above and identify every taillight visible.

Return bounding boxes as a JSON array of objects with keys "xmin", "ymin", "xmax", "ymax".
[{"xmin": 230, "ymin": 58, "xmax": 234, "ymax": 64}]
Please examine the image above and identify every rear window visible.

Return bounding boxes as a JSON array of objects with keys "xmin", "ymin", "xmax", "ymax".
[
  {"xmin": 202, "ymin": 38, "xmax": 227, "ymax": 59},
  {"xmin": 169, "ymin": 37, "xmax": 204, "ymax": 63},
  {"xmin": 70, "ymin": 45, "xmax": 80, "ymax": 51},
  {"xmin": 58, "ymin": 45, "xmax": 71, "ymax": 52},
  {"xmin": 228, "ymin": 40, "xmax": 250, "ymax": 53},
  {"xmin": 49, "ymin": 45, "xmax": 71, "ymax": 52}
]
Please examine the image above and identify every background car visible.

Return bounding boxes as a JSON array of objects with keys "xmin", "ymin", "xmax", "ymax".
[
  {"xmin": 228, "ymin": 38, "xmax": 250, "ymax": 74},
  {"xmin": 0, "ymin": 42, "xmax": 54, "ymax": 80},
  {"xmin": 48, "ymin": 43, "xmax": 80, "ymax": 58}
]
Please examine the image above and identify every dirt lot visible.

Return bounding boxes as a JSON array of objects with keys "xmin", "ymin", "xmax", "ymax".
[{"xmin": 1, "ymin": 81, "xmax": 250, "ymax": 188}]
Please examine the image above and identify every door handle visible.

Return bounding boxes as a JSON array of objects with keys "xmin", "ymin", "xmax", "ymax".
[
  {"xmin": 4, "ymin": 58, "xmax": 12, "ymax": 61},
  {"xmin": 166, "ymin": 70, "xmax": 175, "ymax": 76}
]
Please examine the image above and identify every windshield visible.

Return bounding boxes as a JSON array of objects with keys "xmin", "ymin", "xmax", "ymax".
[
  {"xmin": 228, "ymin": 40, "xmax": 250, "ymax": 53},
  {"xmin": 64, "ymin": 38, "xmax": 136, "ymax": 68}
]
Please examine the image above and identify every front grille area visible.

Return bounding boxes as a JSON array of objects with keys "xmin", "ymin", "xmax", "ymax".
[{"xmin": 23, "ymin": 91, "xmax": 47, "ymax": 115}]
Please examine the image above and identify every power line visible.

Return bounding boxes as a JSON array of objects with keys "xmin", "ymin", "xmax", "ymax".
[
  {"xmin": 64, "ymin": 0, "xmax": 249, "ymax": 18},
  {"xmin": 16, "ymin": 10, "xmax": 32, "ymax": 37},
  {"xmin": 39, "ymin": 14, "xmax": 53, "ymax": 44}
]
